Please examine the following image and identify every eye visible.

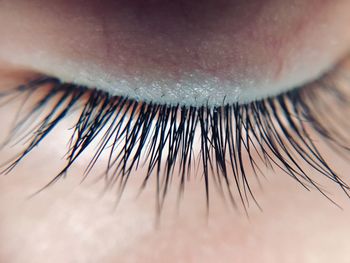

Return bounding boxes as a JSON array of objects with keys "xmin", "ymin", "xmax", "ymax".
[
  {"xmin": 0, "ymin": 0, "xmax": 349, "ymax": 213},
  {"xmin": 1, "ymin": 0, "xmax": 350, "ymax": 106}
]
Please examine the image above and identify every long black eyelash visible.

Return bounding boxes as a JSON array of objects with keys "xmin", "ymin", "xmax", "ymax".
[{"xmin": 0, "ymin": 72, "xmax": 349, "ymax": 214}]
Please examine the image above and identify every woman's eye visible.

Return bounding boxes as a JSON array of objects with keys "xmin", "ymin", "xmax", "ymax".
[
  {"xmin": 1, "ymin": 1, "xmax": 350, "ymax": 262},
  {"xmin": 1, "ymin": 0, "xmax": 350, "ymax": 106},
  {"xmin": 0, "ymin": 0, "xmax": 349, "ymax": 212}
]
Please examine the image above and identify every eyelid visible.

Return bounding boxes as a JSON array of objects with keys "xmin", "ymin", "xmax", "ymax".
[
  {"xmin": 30, "ymin": 53, "xmax": 345, "ymax": 107},
  {"xmin": 11, "ymin": 47, "xmax": 349, "ymax": 108},
  {"xmin": 15, "ymin": 48, "xmax": 349, "ymax": 108},
  {"xmin": 1, "ymin": 1, "xmax": 350, "ymax": 106}
]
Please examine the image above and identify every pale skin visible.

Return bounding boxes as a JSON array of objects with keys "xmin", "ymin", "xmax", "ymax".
[{"xmin": 0, "ymin": 1, "xmax": 349, "ymax": 262}]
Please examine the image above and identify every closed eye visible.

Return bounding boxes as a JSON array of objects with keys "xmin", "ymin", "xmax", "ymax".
[
  {"xmin": 0, "ymin": 0, "xmax": 349, "ymax": 213},
  {"xmin": 1, "ymin": 0, "xmax": 350, "ymax": 106}
]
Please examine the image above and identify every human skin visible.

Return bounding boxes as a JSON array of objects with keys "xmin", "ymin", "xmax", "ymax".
[
  {"xmin": 0, "ymin": 0, "xmax": 349, "ymax": 262},
  {"xmin": 0, "ymin": 0, "xmax": 350, "ymax": 105}
]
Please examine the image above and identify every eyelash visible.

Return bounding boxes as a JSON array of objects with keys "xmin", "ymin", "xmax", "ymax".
[{"xmin": 0, "ymin": 66, "xmax": 349, "ymax": 214}]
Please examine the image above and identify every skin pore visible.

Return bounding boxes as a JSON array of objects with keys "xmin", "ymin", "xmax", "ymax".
[{"xmin": 0, "ymin": 0, "xmax": 349, "ymax": 262}]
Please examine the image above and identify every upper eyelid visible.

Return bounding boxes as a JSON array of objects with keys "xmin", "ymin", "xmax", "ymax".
[{"xmin": 1, "ymin": 1, "xmax": 350, "ymax": 107}]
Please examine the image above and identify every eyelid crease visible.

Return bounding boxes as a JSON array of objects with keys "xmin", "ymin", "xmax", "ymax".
[{"xmin": 0, "ymin": 63, "xmax": 349, "ymax": 214}]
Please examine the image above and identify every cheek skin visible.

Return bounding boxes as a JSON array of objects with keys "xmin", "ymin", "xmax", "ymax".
[{"xmin": 0, "ymin": 0, "xmax": 350, "ymax": 106}]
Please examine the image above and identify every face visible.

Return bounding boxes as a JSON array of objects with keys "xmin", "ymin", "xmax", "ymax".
[{"xmin": 0, "ymin": 0, "xmax": 349, "ymax": 262}]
